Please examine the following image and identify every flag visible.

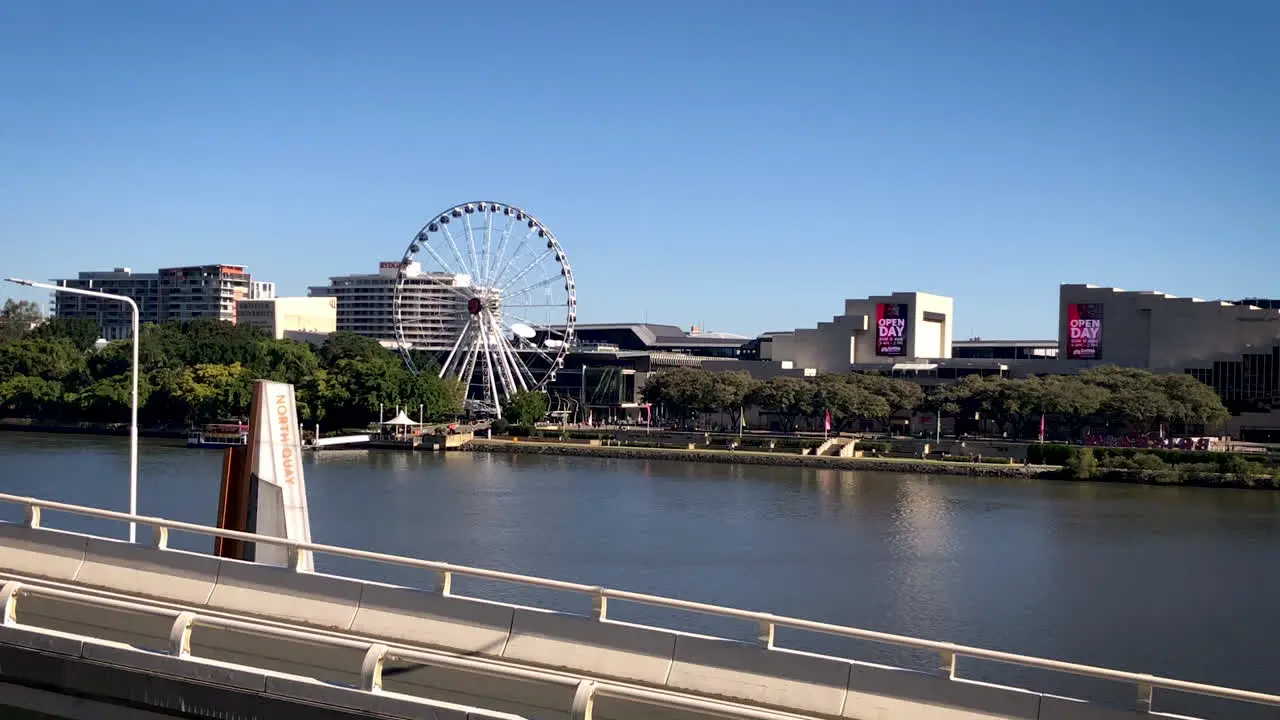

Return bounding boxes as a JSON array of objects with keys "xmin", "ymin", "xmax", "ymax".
[
  {"xmin": 1038, "ymin": 413, "xmax": 1046, "ymax": 442},
  {"xmin": 823, "ymin": 410, "xmax": 832, "ymax": 433},
  {"xmin": 740, "ymin": 408, "xmax": 747, "ymax": 429}
]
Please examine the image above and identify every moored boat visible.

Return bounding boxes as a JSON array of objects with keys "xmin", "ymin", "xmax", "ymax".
[{"xmin": 187, "ymin": 422, "xmax": 248, "ymax": 448}]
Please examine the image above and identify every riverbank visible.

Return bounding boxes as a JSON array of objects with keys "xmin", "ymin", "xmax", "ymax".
[
  {"xmin": 0, "ymin": 420, "xmax": 185, "ymax": 439},
  {"xmin": 464, "ymin": 439, "xmax": 1059, "ymax": 478}
]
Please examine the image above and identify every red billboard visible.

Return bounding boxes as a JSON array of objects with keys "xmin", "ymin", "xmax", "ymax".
[
  {"xmin": 1066, "ymin": 303, "xmax": 1104, "ymax": 360},
  {"xmin": 875, "ymin": 303, "xmax": 909, "ymax": 357}
]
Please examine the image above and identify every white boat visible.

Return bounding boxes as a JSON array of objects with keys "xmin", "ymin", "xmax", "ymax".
[{"xmin": 187, "ymin": 422, "xmax": 248, "ymax": 449}]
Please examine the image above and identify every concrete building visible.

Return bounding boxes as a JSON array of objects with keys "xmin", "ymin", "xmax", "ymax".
[
  {"xmin": 760, "ymin": 291, "xmax": 955, "ymax": 373},
  {"xmin": 52, "ymin": 264, "xmax": 262, "ymax": 339},
  {"xmin": 236, "ymin": 296, "xmax": 337, "ymax": 339},
  {"xmin": 1055, "ymin": 284, "xmax": 1280, "ymax": 438},
  {"xmin": 158, "ymin": 264, "xmax": 253, "ymax": 324},
  {"xmin": 249, "ymin": 280, "xmax": 277, "ymax": 299},
  {"xmin": 308, "ymin": 261, "xmax": 468, "ymax": 351},
  {"xmin": 52, "ymin": 268, "xmax": 162, "ymax": 340}
]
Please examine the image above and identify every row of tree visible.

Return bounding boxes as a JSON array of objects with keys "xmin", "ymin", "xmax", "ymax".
[
  {"xmin": 641, "ymin": 365, "xmax": 1231, "ymax": 436},
  {"xmin": 0, "ymin": 300, "xmax": 465, "ymax": 428}
]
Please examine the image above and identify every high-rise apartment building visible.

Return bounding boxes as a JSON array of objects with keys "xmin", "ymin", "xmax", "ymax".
[
  {"xmin": 51, "ymin": 264, "xmax": 263, "ymax": 338},
  {"xmin": 158, "ymin": 265, "xmax": 252, "ymax": 323},
  {"xmin": 52, "ymin": 268, "xmax": 161, "ymax": 340},
  {"xmin": 308, "ymin": 261, "xmax": 468, "ymax": 351}
]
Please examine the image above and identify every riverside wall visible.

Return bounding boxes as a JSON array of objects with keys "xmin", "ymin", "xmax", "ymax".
[{"xmin": 463, "ymin": 439, "xmax": 1057, "ymax": 478}]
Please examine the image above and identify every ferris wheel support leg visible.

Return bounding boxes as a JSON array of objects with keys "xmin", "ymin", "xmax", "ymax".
[
  {"xmin": 490, "ymin": 316, "xmax": 523, "ymax": 397},
  {"xmin": 496, "ymin": 330, "xmax": 531, "ymax": 392},
  {"xmin": 439, "ymin": 320, "xmax": 472, "ymax": 379},
  {"xmin": 476, "ymin": 319, "xmax": 503, "ymax": 418}
]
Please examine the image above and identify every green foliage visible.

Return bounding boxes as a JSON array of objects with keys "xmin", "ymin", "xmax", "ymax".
[
  {"xmin": 642, "ymin": 364, "xmax": 1229, "ymax": 440},
  {"xmin": 490, "ymin": 418, "xmax": 511, "ymax": 434},
  {"xmin": 1063, "ymin": 447, "xmax": 1098, "ymax": 479},
  {"xmin": 0, "ymin": 299, "xmax": 42, "ymax": 345},
  {"xmin": 30, "ymin": 317, "xmax": 101, "ymax": 352},
  {"xmin": 0, "ymin": 317, "xmax": 463, "ymax": 429},
  {"xmin": 503, "ymin": 390, "xmax": 549, "ymax": 427}
]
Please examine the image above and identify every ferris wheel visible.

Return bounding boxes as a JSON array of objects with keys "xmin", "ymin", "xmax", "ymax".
[{"xmin": 392, "ymin": 201, "xmax": 577, "ymax": 416}]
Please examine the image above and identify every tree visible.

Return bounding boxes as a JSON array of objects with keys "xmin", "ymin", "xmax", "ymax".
[
  {"xmin": 745, "ymin": 376, "xmax": 815, "ymax": 431},
  {"xmin": 0, "ymin": 375, "xmax": 65, "ymax": 419},
  {"xmin": 503, "ymin": 390, "xmax": 549, "ymax": 426},
  {"xmin": 0, "ymin": 299, "xmax": 41, "ymax": 345},
  {"xmin": 30, "ymin": 317, "xmax": 101, "ymax": 352}
]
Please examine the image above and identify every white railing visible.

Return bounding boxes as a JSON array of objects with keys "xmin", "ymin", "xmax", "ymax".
[
  {"xmin": 3, "ymin": 491, "xmax": 1280, "ymax": 715},
  {"xmin": 0, "ymin": 579, "xmax": 812, "ymax": 720}
]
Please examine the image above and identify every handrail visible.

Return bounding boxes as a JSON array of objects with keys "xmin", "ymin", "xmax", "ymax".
[
  {"xmin": 0, "ymin": 579, "xmax": 817, "ymax": 720},
  {"xmin": 3, "ymin": 491, "xmax": 1279, "ymax": 713}
]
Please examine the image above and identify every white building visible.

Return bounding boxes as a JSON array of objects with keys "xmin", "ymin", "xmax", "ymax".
[
  {"xmin": 236, "ymin": 297, "xmax": 337, "ymax": 339},
  {"xmin": 760, "ymin": 291, "xmax": 955, "ymax": 373},
  {"xmin": 308, "ymin": 262, "xmax": 468, "ymax": 351},
  {"xmin": 249, "ymin": 280, "xmax": 276, "ymax": 299}
]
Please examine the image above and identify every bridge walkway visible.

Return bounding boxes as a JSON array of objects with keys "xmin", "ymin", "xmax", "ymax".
[{"xmin": 1, "ymin": 492, "xmax": 1278, "ymax": 720}]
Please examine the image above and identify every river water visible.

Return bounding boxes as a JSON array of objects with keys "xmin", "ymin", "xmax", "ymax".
[{"xmin": 1, "ymin": 432, "xmax": 1278, "ymax": 718}]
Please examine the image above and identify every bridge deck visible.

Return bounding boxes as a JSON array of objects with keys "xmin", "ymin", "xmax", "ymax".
[{"xmin": 1, "ymin": 492, "xmax": 1276, "ymax": 720}]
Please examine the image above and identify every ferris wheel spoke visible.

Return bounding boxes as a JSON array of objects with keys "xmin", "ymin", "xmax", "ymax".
[
  {"xmin": 481, "ymin": 210, "xmax": 496, "ymax": 287},
  {"xmin": 476, "ymin": 320, "xmax": 503, "ymax": 414},
  {"xmin": 487, "ymin": 213, "xmax": 518, "ymax": 287},
  {"xmin": 498, "ymin": 250, "xmax": 555, "ymax": 295},
  {"xmin": 409, "ymin": 244, "xmax": 475, "ymax": 302},
  {"xmin": 504, "ymin": 274, "xmax": 562, "ymax": 303},
  {"xmin": 463, "ymin": 213, "xmax": 483, "ymax": 285},
  {"xmin": 490, "ymin": 228, "xmax": 537, "ymax": 289},
  {"xmin": 439, "ymin": 225, "xmax": 472, "ymax": 279}
]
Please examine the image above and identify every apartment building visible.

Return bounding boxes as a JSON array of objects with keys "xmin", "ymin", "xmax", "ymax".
[
  {"xmin": 51, "ymin": 264, "xmax": 263, "ymax": 338},
  {"xmin": 308, "ymin": 261, "xmax": 468, "ymax": 351}
]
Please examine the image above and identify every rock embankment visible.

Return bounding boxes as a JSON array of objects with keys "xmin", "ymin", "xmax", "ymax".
[{"xmin": 463, "ymin": 439, "xmax": 1056, "ymax": 478}]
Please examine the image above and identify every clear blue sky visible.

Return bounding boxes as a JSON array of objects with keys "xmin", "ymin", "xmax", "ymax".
[{"xmin": 1, "ymin": 0, "xmax": 1276, "ymax": 339}]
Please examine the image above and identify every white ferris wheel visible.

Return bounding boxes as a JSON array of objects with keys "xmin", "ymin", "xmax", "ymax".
[{"xmin": 392, "ymin": 201, "xmax": 577, "ymax": 416}]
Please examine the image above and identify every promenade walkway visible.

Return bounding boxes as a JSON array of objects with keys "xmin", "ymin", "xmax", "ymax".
[{"xmin": 0, "ymin": 492, "xmax": 1276, "ymax": 720}]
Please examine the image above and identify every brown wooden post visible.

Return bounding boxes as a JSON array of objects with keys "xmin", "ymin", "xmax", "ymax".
[{"xmin": 214, "ymin": 444, "xmax": 252, "ymax": 560}]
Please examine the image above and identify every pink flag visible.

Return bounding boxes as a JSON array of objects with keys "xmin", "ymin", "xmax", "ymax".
[
  {"xmin": 1039, "ymin": 413, "xmax": 1046, "ymax": 442},
  {"xmin": 824, "ymin": 410, "xmax": 832, "ymax": 432}
]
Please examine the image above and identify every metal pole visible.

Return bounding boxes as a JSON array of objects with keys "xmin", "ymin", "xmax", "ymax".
[
  {"xmin": 7, "ymin": 277, "xmax": 140, "ymax": 543},
  {"xmin": 128, "ymin": 298, "xmax": 139, "ymax": 543}
]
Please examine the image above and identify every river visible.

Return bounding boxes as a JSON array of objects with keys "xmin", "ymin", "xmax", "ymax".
[{"xmin": 1, "ymin": 432, "xmax": 1278, "ymax": 718}]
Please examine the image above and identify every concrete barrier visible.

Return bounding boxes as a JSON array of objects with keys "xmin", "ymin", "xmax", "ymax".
[
  {"xmin": 666, "ymin": 637, "xmax": 851, "ymax": 716},
  {"xmin": 76, "ymin": 537, "xmax": 220, "ymax": 607},
  {"xmin": 207, "ymin": 558, "xmax": 363, "ymax": 630},
  {"xmin": 351, "ymin": 582, "xmax": 515, "ymax": 656},
  {"xmin": 0, "ymin": 624, "xmax": 520, "ymax": 720},
  {"xmin": 503, "ymin": 609, "xmax": 675, "ymax": 685},
  {"xmin": 842, "ymin": 662, "xmax": 1040, "ymax": 719},
  {"xmin": 0, "ymin": 522, "xmax": 87, "ymax": 581}
]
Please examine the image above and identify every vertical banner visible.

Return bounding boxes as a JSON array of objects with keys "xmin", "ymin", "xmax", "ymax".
[
  {"xmin": 1066, "ymin": 303, "xmax": 1104, "ymax": 360},
  {"xmin": 875, "ymin": 303, "xmax": 910, "ymax": 357},
  {"xmin": 245, "ymin": 380, "xmax": 315, "ymax": 571}
]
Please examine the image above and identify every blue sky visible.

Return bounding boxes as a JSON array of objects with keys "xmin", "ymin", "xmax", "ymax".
[{"xmin": 1, "ymin": 0, "xmax": 1276, "ymax": 339}]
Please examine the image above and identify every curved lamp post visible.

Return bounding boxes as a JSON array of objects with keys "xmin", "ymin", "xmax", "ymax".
[{"xmin": 6, "ymin": 277, "xmax": 140, "ymax": 543}]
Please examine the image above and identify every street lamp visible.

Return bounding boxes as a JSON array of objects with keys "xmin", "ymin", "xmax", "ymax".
[{"xmin": 6, "ymin": 277, "xmax": 140, "ymax": 543}]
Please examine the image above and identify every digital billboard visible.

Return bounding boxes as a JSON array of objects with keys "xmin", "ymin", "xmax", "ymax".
[
  {"xmin": 1066, "ymin": 303, "xmax": 1104, "ymax": 360},
  {"xmin": 875, "ymin": 303, "xmax": 910, "ymax": 357}
]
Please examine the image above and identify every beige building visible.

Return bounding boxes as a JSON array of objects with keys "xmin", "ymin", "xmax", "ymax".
[
  {"xmin": 236, "ymin": 297, "xmax": 337, "ymax": 339},
  {"xmin": 760, "ymin": 291, "xmax": 955, "ymax": 373},
  {"xmin": 1057, "ymin": 284, "xmax": 1280, "ymax": 372}
]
